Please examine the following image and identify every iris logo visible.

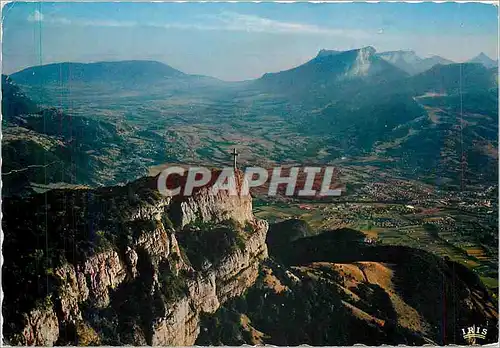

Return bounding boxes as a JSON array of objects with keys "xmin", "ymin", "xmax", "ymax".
[{"xmin": 461, "ymin": 325, "xmax": 488, "ymax": 344}]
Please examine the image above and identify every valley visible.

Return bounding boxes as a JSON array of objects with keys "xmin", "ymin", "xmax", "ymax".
[{"xmin": 4, "ymin": 47, "xmax": 498, "ymax": 288}]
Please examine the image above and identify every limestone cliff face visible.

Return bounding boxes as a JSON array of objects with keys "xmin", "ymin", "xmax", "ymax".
[
  {"xmin": 173, "ymin": 190, "xmax": 254, "ymax": 228},
  {"xmin": 2, "ymin": 173, "xmax": 268, "ymax": 346},
  {"xmin": 18, "ymin": 308, "xmax": 59, "ymax": 346},
  {"xmin": 150, "ymin": 220, "xmax": 267, "ymax": 346},
  {"xmin": 168, "ymin": 171, "xmax": 254, "ymax": 228}
]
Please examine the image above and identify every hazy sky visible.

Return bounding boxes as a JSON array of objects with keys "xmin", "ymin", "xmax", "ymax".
[{"xmin": 2, "ymin": 2, "xmax": 498, "ymax": 81}]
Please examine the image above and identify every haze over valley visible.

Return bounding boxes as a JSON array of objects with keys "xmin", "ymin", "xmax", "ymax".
[
  {"xmin": 2, "ymin": 2, "xmax": 498, "ymax": 346},
  {"xmin": 4, "ymin": 47, "xmax": 498, "ymax": 192}
]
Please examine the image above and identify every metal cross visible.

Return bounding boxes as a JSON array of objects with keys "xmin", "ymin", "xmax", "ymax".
[{"xmin": 232, "ymin": 148, "xmax": 239, "ymax": 170}]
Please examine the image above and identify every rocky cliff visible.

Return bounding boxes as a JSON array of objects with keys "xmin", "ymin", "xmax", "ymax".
[{"xmin": 2, "ymin": 171, "xmax": 268, "ymax": 345}]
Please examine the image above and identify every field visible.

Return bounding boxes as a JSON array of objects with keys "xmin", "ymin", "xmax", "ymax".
[{"xmin": 254, "ymin": 194, "xmax": 498, "ymax": 292}]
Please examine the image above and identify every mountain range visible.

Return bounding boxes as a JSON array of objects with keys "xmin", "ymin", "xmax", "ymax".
[
  {"xmin": 3, "ymin": 46, "xmax": 499, "ymax": 192},
  {"xmin": 256, "ymin": 47, "xmax": 496, "ymax": 96},
  {"xmin": 8, "ymin": 48, "xmax": 497, "ymax": 86}
]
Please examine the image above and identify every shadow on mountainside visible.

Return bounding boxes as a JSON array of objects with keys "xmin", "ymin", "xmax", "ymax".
[{"xmin": 197, "ymin": 221, "xmax": 498, "ymax": 346}]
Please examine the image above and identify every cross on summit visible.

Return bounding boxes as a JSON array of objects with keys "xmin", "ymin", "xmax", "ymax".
[{"xmin": 232, "ymin": 148, "xmax": 239, "ymax": 170}]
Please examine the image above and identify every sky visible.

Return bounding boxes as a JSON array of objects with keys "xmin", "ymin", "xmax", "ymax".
[{"xmin": 2, "ymin": 2, "xmax": 498, "ymax": 81}]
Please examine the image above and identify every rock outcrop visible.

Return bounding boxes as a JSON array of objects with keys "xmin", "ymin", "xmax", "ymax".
[
  {"xmin": 150, "ymin": 220, "xmax": 267, "ymax": 346},
  {"xmin": 19, "ymin": 307, "xmax": 60, "ymax": 346},
  {"xmin": 2, "ymin": 171, "xmax": 268, "ymax": 345}
]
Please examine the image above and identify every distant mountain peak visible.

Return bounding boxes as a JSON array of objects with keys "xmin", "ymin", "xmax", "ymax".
[
  {"xmin": 377, "ymin": 50, "xmax": 422, "ymax": 69},
  {"xmin": 345, "ymin": 46, "xmax": 377, "ymax": 77},
  {"xmin": 477, "ymin": 52, "xmax": 491, "ymax": 59},
  {"xmin": 468, "ymin": 52, "xmax": 497, "ymax": 68},
  {"xmin": 316, "ymin": 49, "xmax": 341, "ymax": 58},
  {"xmin": 379, "ymin": 50, "xmax": 418, "ymax": 59},
  {"xmin": 377, "ymin": 50, "xmax": 453, "ymax": 75},
  {"xmin": 9, "ymin": 60, "xmax": 190, "ymax": 86},
  {"xmin": 317, "ymin": 46, "xmax": 376, "ymax": 59},
  {"xmin": 257, "ymin": 46, "xmax": 406, "ymax": 97},
  {"xmin": 359, "ymin": 46, "xmax": 377, "ymax": 55}
]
